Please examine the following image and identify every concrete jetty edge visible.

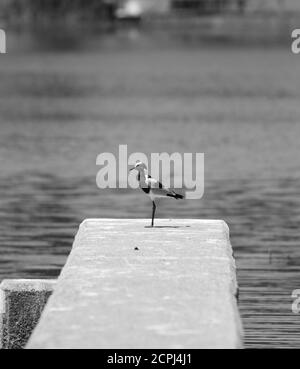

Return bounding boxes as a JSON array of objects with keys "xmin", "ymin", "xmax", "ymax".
[
  {"xmin": 0, "ymin": 279, "xmax": 56, "ymax": 349},
  {"xmin": 27, "ymin": 219, "xmax": 244, "ymax": 349}
]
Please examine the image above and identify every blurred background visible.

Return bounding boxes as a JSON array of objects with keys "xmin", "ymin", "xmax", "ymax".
[{"xmin": 1, "ymin": 0, "xmax": 300, "ymax": 348}]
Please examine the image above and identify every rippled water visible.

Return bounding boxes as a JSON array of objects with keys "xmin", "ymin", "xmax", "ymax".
[{"xmin": 0, "ymin": 30, "xmax": 300, "ymax": 348}]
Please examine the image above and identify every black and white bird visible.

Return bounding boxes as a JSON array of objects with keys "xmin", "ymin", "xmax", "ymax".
[{"xmin": 130, "ymin": 161, "xmax": 184, "ymax": 227}]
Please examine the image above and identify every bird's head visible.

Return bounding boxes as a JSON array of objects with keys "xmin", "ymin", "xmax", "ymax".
[{"xmin": 129, "ymin": 161, "xmax": 147, "ymax": 172}]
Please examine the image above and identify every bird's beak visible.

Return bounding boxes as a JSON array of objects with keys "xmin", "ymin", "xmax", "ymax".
[{"xmin": 129, "ymin": 167, "xmax": 135, "ymax": 172}]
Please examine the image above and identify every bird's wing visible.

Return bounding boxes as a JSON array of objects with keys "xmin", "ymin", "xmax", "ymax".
[
  {"xmin": 145, "ymin": 176, "xmax": 176, "ymax": 197},
  {"xmin": 146, "ymin": 176, "xmax": 167, "ymax": 189}
]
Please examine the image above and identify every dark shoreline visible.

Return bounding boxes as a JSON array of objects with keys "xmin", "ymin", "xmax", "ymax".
[{"xmin": 1, "ymin": 13, "xmax": 299, "ymax": 47}]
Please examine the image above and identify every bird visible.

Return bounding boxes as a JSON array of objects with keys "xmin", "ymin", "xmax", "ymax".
[{"xmin": 130, "ymin": 161, "xmax": 184, "ymax": 227}]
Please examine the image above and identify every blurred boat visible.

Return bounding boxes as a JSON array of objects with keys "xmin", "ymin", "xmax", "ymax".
[{"xmin": 116, "ymin": 0, "xmax": 143, "ymax": 21}]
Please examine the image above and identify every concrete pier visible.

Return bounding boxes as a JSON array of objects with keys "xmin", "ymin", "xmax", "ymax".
[
  {"xmin": 0, "ymin": 279, "xmax": 56, "ymax": 349},
  {"xmin": 27, "ymin": 219, "xmax": 243, "ymax": 349}
]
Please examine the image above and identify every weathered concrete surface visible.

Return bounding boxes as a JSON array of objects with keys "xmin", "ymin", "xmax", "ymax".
[
  {"xmin": 27, "ymin": 219, "xmax": 243, "ymax": 349},
  {"xmin": 0, "ymin": 279, "xmax": 56, "ymax": 349}
]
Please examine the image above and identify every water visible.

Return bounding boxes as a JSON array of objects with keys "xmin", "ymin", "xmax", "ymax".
[{"xmin": 1, "ymin": 29, "xmax": 300, "ymax": 348}]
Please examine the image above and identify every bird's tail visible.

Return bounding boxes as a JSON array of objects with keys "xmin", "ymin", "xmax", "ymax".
[{"xmin": 167, "ymin": 192, "xmax": 184, "ymax": 200}]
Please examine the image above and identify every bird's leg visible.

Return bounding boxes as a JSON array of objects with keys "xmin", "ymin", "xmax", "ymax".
[{"xmin": 151, "ymin": 201, "xmax": 156, "ymax": 227}]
